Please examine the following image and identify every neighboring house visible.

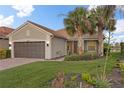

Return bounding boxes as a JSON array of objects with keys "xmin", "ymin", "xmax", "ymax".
[
  {"xmin": 0, "ymin": 27, "xmax": 13, "ymax": 49},
  {"xmin": 111, "ymin": 43, "xmax": 121, "ymax": 52},
  {"xmin": 8, "ymin": 21, "xmax": 104, "ymax": 59}
]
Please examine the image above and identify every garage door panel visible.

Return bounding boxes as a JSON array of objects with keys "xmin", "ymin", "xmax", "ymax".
[{"xmin": 14, "ymin": 42, "xmax": 45, "ymax": 58}]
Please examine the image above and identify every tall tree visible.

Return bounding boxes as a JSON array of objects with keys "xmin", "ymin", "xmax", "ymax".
[
  {"xmin": 91, "ymin": 5, "xmax": 116, "ymax": 56},
  {"xmin": 64, "ymin": 7, "xmax": 96, "ymax": 55}
]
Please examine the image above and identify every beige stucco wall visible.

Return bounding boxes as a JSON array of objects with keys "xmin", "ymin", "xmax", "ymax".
[
  {"xmin": 51, "ymin": 37, "xmax": 67, "ymax": 58},
  {"xmin": 0, "ymin": 39, "xmax": 9, "ymax": 49},
  {"xmin": 10, "ymin": 24, "xmax": 49, "ymax": 42},
  {"xmin": 9, "ymin": 23, "xmax": 52, "ymax": 59}
]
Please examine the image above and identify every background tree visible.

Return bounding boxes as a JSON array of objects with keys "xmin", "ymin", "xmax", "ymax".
[{"xmin": 90, "ymin": 5, "xmax": 116, "ymax": 56}]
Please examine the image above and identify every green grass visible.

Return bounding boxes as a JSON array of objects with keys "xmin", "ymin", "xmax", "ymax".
[{"xmin": 0, "ymin": 53, "xmax": 120, "ymax": 88}]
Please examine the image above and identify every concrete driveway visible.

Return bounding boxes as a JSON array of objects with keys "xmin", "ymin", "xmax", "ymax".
[{"xmin": 0, "ymin": 58, "xmax": 43, "ymax": 71}]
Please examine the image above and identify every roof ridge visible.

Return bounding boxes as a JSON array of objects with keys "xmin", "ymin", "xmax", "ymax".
[
  {"xmin": 27, "ymin": 20, "xmax": 55, "ymax": 32},
  {"xmin": 26, "ymin": 20, "xmax": 66, "ymax": 39}
]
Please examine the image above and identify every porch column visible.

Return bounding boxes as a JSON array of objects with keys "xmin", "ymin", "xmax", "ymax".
[{"xmin": 82, "ymin": 39, "xmax": 84, "ymax": 53}]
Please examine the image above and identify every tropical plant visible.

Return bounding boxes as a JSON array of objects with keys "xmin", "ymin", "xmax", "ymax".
[
  {"xmin": 103, "ymin": 18, "xmax": 116, "ymax": 79},
  {"xmin": 95, "ymin": 76, "xmax": 112, "ymax": 88},
  {"xmin": 81, "ymin": 72, "xmax": 91, "ymax": 82},
  {"xmin": 64, "ymin": 7, "xmax": 96, "ymax": 55}
]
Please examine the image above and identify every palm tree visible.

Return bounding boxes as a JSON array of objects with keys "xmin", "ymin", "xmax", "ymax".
[
  {"xmin": 90, "ymin": 5, "xmax": 116, "ymax": 56},
  {"xmin": 64, "ymin": 7, "xmax": 96, "ymax": 55}
]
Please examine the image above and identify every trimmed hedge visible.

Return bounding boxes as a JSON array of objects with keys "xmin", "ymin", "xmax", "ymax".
[
  {"xmin": 64, "ymin": 54, "xmax": 80, "ymax": 61},
  {"xmin": 0, "ymin": 49, "xmax": 11, "ymax": 59},
  {"xmin": 64, "ymin": 52, "xmax": 99, "ymax": 61}
]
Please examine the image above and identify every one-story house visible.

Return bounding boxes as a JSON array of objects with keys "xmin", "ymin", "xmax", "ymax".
[
  {"xmin": 0, "ymin": 27, "xmax": 13, "ymax": 49},
  {"xmin": 8, "ymin": 21, "xmax": 104, "ymax": 59}
]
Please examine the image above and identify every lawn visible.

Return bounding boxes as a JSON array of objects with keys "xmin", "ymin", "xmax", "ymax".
[{"xmin": 0, "ymin": 53, "xmax": 120, "ymax": 88}]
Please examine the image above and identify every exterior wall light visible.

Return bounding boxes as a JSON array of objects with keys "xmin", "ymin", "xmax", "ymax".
[{"xmin": 46, "ymin": 41, "xmax": 49, "ymax": 47}]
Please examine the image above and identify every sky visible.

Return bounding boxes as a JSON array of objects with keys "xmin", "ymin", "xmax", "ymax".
[{"xmin": 0, "ymin": 5, "xmax": 124, "ymax": 43}]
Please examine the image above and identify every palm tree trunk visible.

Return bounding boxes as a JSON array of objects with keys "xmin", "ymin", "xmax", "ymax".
[
  {"xmin": 78, "ymin": 37, "xmax": 83, "ymax": 55},
  {"xmin": 98, "ymin": 27, "xmax": 104, "ymax": 56},
  {"xmin": 77, "ymin": 30, "xmax": 84, "ymax": 55}
]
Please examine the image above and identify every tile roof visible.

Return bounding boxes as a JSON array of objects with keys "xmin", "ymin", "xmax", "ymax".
[
  {"xmin": 56, "ymin": 28, "xmax": 70, "ymax": 39},
  {"xmin": 56, "ymin": 28, "xmax": 105, "ymax": 40},
  {"xmin": 0, "ymin": 27, "xmax": 14, "ymax": 38}
]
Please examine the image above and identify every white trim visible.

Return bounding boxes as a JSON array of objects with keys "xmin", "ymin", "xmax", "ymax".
[
  {"xmin": 11, "ymin": 39, "xmax": 47, "ymax": 42},
  {"xmin": 7, "ymin": 22, "xmax": 28, "ymax": 37},
  {"xmin": 28, "ymin": 22, "xmax": 53, "ymax": 35},
  {"xmin": 11, "ymin": 42, "xmax": 14, "ymax": 58}
]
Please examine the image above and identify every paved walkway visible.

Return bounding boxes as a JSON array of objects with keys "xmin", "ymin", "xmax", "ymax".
[
  {"xmin": 108, "ymin": 68, "xmax": 124, "ymax": 88},
  {"xmin": 0, "ymin": 58, "xmax": 43, "ymax": 71}
]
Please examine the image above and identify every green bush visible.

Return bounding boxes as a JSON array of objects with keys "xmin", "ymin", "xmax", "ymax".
[
  {"xmin": 94, "ymin": 78, "xmax": 111, "ymax": 88},
  {"xmin": 6, "ymin": 49, "xmax": 11, "ymax": 58},
  {"xmin": 0, "ymin": 49, "xmax": 11, "ymax": 59},
  {"xmin": 80, "ymin": 52, "xmax": 98, "ymax": 60},
  {"xmin": 82, "ymin": 72, "xmax": 92, "ymax": 82},
  {"xmin": 71, "ymin": 75, "xmax": 77, "ymax": 81},
  {"xmin": 64, "ymin": 80, "xmax": 79, "ymax": 88},
  {"xmin": 64, "ymin": 52, "xmax": 99, "ymax": 61},
  {"xmin": 64, "ymin": 54, "xmax": 80, "ymax": 61},
  {"xmin": 119, "ymin": 63, "xmax": 124, "ymax": 71}
]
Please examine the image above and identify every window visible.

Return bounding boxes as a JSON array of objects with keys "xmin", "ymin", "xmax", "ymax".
[
  {"xmin": 87, "ymin": 41, "xmax": 96, "ymax": 51},
  {"xmin": 88, "ymin": 46, "xmax": 96, "ymax": 51}
]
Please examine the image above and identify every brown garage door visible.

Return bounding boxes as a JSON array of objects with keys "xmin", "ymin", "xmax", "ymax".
[{"xmin": 14, "ymin": 41, "xmax": 45, "ymax": 58}]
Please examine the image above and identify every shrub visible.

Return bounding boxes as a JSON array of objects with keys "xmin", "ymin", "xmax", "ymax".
[
  {"xmin": 71, "ymin": 75, "xmax": 77, "ymax": 81},
  {"xmin": 64, "ymin": 80, "xmax": 79, "ymax": 88},
  {"xmin": 64, "ymin": 52, "xmax": 99, "ymax": 61},
  {"xmin": 94, "ymin": 78, "xmax": 111, "ymax": 88},
  {"xmin": 80, "ymin": 52, "xmax": 98, "ymax": 60},
  {"xmin": 119, "ymin": 63, "xmax": 124, "ymax": 70},
  {"xmin": 6, "ymin": 49, "xmax": 11, "ymax": 58},
  {"xmin": 81, "ymin": 72, "xmax": 91, "ymax": 82},
  {"xmin": 64, "ymin": 54, "xmax": 80, "ymax": 61},
  {"xmin": 0, "ymin": 49, "xmax": 11, "ymax": 59}
]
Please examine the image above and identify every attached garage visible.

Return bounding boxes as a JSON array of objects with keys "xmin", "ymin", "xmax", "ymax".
[
  {"xmin": 8, "ymin": 21, "xmax": 67, "ymax": 59},
  {"xmin": 14, "ymin": 42, "xmax": 45, "ymax": 58}
]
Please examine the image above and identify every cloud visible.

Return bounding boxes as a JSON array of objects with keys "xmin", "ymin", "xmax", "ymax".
[
  {"xmin": 116, "ymin": 5, "xmax": 124, "ymax": 11},
  {"xmin": 0, "ymin": 15, "xmax": 14, "ymax": 27},
  {"xmin": 114, "ymin": 19, "xmax": 124, "ymax": 34},
  {"xmin": 114, "ymin": 35, "xmax": 124, "ymax": 42},
  {"xmin": 12, "ymin": 5, "xmax": 34, "ymax": 17},
  {"xmin": 112, "ymin": 19, "xmax": 124, "ymax": 42},
  {"xmin": 87, "ymin": 5, "xmax": 99, "ymax": 10}
]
